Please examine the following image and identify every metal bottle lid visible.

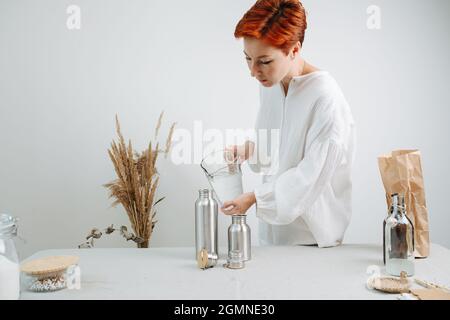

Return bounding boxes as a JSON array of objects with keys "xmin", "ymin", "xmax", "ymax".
[{"xmin": 197, "ymin": 249, "xmax": 217, "ymax": 270}]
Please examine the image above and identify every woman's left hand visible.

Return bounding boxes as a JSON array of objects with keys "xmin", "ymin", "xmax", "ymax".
[{"xmin": 221, "ymin": 192, "xmax": 256, "ymax": 215}]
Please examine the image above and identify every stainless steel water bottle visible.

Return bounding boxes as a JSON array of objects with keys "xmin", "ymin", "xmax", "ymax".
[
  {"xmin": 195, "ymin": 189, "xmax": 218, "ymax": 266},
  {"xmin": 228, "ymin": 215, "xmax": 251, "ymax": 261}
]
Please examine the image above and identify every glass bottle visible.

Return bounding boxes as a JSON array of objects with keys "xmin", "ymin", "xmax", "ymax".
[
  {"xmin": 384, "ymin": 194, "xmax": 415, "ymax": 276},
  {"xmin": 0, "ymin": 213, "xmax": 20, "ymax": 299},
  {"xmin": 383, "ymin": 194, "xmax": 393, "ymax": 265}
]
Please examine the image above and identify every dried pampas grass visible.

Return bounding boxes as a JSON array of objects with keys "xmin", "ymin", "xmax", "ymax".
[{"xmin": 102, "ymin": 112, "xmax": 176, "ymax": 248}]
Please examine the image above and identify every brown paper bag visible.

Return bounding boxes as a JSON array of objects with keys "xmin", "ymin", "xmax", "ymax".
[
  {"xmin": 410, "ymin": 288, "xmax": 450, "ymax": 300},
  {"xmin": 378, "ymin": 150, "xmax": 430, "ymax": 258}
]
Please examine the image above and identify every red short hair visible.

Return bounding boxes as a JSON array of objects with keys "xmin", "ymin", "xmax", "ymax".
[{"xmin": 234, "ymin": 0, "xmax": 307, "ymax": 55}]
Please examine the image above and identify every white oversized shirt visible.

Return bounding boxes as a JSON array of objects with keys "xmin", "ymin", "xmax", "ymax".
[{"xmin": 247, "ymin": 71, "xmax": 356, "ymax": 248}]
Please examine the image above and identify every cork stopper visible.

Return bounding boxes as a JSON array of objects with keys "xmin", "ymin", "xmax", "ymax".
[{"xmin": 21, "ymin": 256, "xmax": 79, "ymax": 275}]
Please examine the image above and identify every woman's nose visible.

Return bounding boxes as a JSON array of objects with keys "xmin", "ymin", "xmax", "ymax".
[{"xmin": 250, "ymin": 63, "xmax": 260, "ymax": 78}]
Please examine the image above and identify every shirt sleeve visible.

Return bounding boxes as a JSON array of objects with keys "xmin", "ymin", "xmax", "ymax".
[
  {"xmin": 254, "ymin": 99, "xmax": 344, "ymax": 225},
  {"xmin": 247, "ymin": 85, "xmax": 264, "ymax": 174},
  {"xmin": 247, "ymin": 133, "xmax": 260, "ymax": 174}
]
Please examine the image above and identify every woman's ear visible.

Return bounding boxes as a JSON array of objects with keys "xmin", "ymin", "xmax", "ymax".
[
  {"xmin": 297, "ymin": 41, "xmax": 302, "ymax": 53},
  {"xmin": 290, "ymin": 42, "xmax": 302, "ymax": 59}
]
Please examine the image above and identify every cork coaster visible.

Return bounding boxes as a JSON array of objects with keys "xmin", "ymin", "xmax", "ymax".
[
  {"xmin": 197, "ymin": 249, "xmax": 208, "ymax": 269},
  {"xmin": 21, "ymin": 256, "xmax": 79, "ymax": 275}
]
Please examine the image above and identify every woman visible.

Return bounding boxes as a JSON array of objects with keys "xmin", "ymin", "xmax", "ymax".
[{"xmin": 221, "ymin": 0, "xmax": 356, "ymax": 248}]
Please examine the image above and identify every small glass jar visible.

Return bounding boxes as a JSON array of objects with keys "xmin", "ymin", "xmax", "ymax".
[
  {"xmin": 21, "ymin": 256, "xmax": 80, "ymax": 292},
  {"xmin": 22, "ymin": 268, "xmax": 74, "ymax": 292},
  {"xmin": 0, "ymin": 213, "xmax": 20, "ymax": 300}
]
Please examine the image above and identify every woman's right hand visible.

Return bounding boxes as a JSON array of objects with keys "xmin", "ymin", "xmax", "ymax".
[{"xmin": 225, "ymin": 140, "xmax": 255, "ymax": 163}]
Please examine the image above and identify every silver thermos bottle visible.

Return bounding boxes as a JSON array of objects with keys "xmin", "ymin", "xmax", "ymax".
[
  {"xmin": 228, "ymin": 215, "xmax": 251, "ymax": 261},
  {"xmin": 195, "ymin": 189, "xmax": 218, "ymax": 267}
]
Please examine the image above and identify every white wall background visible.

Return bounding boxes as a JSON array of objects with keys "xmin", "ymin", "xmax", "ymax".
[{"xmin": 1, "ymin": 0, "xmax": 449, "ymax": 259}]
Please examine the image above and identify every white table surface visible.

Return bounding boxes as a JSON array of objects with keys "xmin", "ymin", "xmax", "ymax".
[{"xmin": 19, "ymin": 243, "xmax": 450, "ymax": 300}]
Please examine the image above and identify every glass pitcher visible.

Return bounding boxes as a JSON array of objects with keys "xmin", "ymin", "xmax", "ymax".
[
  {"xmin": 0, "ymin": 213, "xmax": 20, "ymax": 300},
  {"xmin": 200, "ymin": 149, "xmax": 244, "ymax": 207}
]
